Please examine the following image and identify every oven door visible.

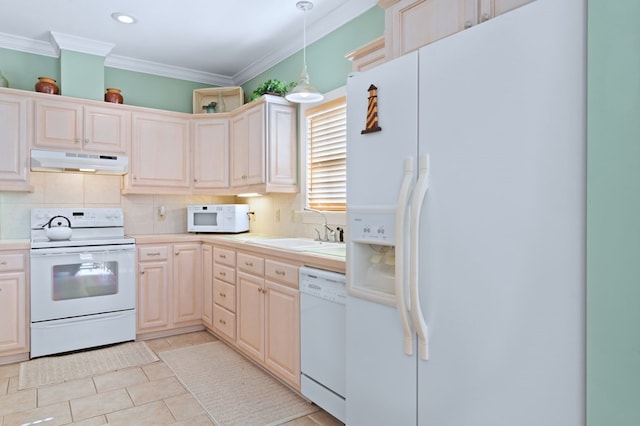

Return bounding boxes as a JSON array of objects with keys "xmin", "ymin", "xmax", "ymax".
[{"xmin": 30, "ymin": 244, "xmax": 135, "ymax": 322}]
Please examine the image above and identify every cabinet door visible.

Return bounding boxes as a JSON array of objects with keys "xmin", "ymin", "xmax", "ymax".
[
  {"xmin": 34, "ymin": 98, "xmax": 83, "ymax": 150},
  {"xmin": 231, "ymin": 105, "xmax": 265, "ymax": 188},
  {"xmin": 230, "ymin": 112, "xmax": 249, "ymax": 187},
  {"xmin": 193, "ymin": 118, "xmax": 229, "ymax": 189},
  {"xmin": 202, "ymin": 245, "xmax": 213, "ymax": 328},
  {"xmin": 245, "ymin": 104, "xmax": 266, "ymax": 185},
  {"xmin": 129, "ymin": 112, "xmax": 191, "ymax": 190},
  {"xmin": 236, "ymin": 271, "xmax": 265, "ymax": 362},
  {"xmin": 0, "ymin": 93, "xmax": 30, "ymax": 191},
  {"xmin": 0, "ymin": 271, "xmax": 27, "ymax": 355},
  {"xmin": 389, "ymin": 0, "xmax": 475, "ymax": 57},
  {"xmin": 173, "ymin": 243, "xmax": 202, "ymax": 325},
  {"xmin": 137, "ymin": 260, "xmax": 171, "ymax": 332},
  {"xmin": 264, "ymin": 280, "xmax": 301, "ymax": 389},
  {"xmin": 267, "ymin": 102, "xmax": 297, "ymax": 187},
  {"xmin": 83, "ymin": 105, "xmax": 130, "ymax": 154}
]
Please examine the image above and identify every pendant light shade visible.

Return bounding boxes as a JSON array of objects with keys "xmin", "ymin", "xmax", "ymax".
[{"xmin": 286, "ymin": 1, "xmax": 324, "ymax": 104}]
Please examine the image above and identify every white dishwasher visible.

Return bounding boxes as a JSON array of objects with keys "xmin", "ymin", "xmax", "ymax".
[{"xmin": 300, "ymin": 266, "xmax": 346, "ymax": 423}]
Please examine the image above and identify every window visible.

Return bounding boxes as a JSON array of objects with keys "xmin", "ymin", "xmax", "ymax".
[{"xmin": 305, "ymin": 96, "xmax": 347, "ymax": 212}]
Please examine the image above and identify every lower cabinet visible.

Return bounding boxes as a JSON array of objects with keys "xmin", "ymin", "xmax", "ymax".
[
  {"xmin": 264, "ymin": 260, "xmax": 301, "ymax": 389},
  {"xmin": 139, "ymin": 240, "xmax": 303, "ymax": 390},
  {"xmin": 236, "ymin": 251, "xmax": 301, "ymax": 390},
  {"xmin": 137, "ymin": 243, "xmax": 202, "ymax": 334},
  {"xmin": 0, "ymin": 249, "xmax": 29, "ymax": 356}
]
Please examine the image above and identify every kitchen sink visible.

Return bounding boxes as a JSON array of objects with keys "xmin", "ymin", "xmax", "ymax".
[
  {"xmin": 304, "ymin": 246, "xmax": 347, "ymax": 258},
  {"xmin": 248, "ymin": 238, "xmax": 345, "ymax": 251}
]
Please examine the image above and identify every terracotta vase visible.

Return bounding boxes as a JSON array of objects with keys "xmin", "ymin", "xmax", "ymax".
[
  {"xmin": 104, "ymin": 88, "xmax": 124, "ymax": 104},
  {"xmin": 35, "ymin": 77, "xmax": 59, "ymax": 95}
]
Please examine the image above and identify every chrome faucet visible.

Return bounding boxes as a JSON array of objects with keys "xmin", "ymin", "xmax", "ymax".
[{"xmin": 305, "ymin": 208, "xmax": 333, "ymax": 241}]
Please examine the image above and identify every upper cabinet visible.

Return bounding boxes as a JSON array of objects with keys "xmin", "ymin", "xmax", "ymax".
[
  {"xmin": 123, "ymin": 110, "xmax": 191, "ymax": 193},
  {"xmin": 0, "ymin": 87, "xmax": 297, "ymax": 196},
  {"xmin": 34, "ymin": 97, "xmax": 130, "ymax": 154},
  {"xmin": 0, "ymin": 90, "xmax": 32, "ymax": 192},
  {"xmin": 349, "ymin": 0, "xmax": 534, "ymax": 71},
  {"xmin": 230, "ymin": 95, "xmax": 297, "ymax": 194}
]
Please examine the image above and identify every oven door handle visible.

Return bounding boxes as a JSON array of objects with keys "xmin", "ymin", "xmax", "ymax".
[
  {"xmin": 30, "ymin": 245, "xmax": 135, "ymax": 256},
  {"xmin": 32, "ymin": 311, "xmax": 132, "ymax": 328}
]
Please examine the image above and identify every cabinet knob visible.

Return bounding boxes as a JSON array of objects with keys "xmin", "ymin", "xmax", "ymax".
[
  {"xmin": 175, "ymin": 251, "xmax": 179, "ymax": 255},
  {"xmin": 245, "ymin": 261, "xmax": 253, "ymax": 267},
  {"xmin": 219, "ymin": 271, "xmax": 226, "ymax": 277},
  {"xmin": 219, "ymin": 319, "xmax": 226, "ymax": 325},
  {"xmin": 219, "ymin": 292, "xmax": 226, "ymax": 298},
  {"xmin": 219, "ymin": 254, "xmax": 226, "ymax": 259},
  {"xmin": 276, "ymin": 269, "xmax": 286, "ymax": 276},
  {"xmin": 0, "ymin": 261, "xmax": 6, "ymax": 265},
  {"xmin": 194, "ymin": 178, "xmax": 198, "ymax": 182},
  {"xmin": 84, "ymin": 138, "xmax": 89, "ymax": 144},
  {"xmin": 139, "ymin": 270, "xmax": 145, "ymax": 275},
  {"xmin": 75, "ymin": 138, "xmax": 81, "ymax": 144}
]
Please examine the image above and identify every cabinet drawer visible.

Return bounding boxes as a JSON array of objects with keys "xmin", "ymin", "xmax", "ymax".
[
  {"xmin": 214, "ymin": 264, "xmax": 235, "ymax": 284},
  {"xmin": 213, "ymin": 247, "xmax": 236, "ymax": 267},
  {"xmin": 0, "ymin": 253, "xmax": 25, "ymax": 272},
  {"xmin": 265, "ymin": 260, "xmax": 299, "ymax": 288},
  {"xmin": 138, "ymin": 246, "xmax": 169, "ymax": 261},
  {"xmin": 214, "ymin": 279, "xmax": 236, "ymax": 312},
  {"xmin": 213, "ymin": 304, "xmax": 236, "ymax": 340},
  {"xmin": 237, "ymin": 252, "xmax": 264, "ymax": 276}
]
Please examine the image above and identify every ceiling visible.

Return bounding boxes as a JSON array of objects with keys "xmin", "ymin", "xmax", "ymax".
[{"xmin": 0, "ymin": 0, "xmax": 378, "ymax": 86}]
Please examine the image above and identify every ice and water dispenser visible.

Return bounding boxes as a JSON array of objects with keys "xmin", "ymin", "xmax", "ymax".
[{"xmin": 348, "ymin": 207, "xmax": 400, "ymax": 306}]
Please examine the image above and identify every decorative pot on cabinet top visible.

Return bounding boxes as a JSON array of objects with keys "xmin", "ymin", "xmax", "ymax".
[{"xmin": 35, "ymin": 76, "xmax": 59, "ymax": 95}]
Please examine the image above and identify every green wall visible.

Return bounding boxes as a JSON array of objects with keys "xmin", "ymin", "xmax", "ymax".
[
  {"xmin": 587, "ymin": 0, "xmax": 640, "ymax": 424},
  {"xmin": 104, "ymin": 68, "xmax": 209, "ymax": 112},
  {"xmin": 0, "ymin": 48, "xmax": 59, "ymax": 91}
]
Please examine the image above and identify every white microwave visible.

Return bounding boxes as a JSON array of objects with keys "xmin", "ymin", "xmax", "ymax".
[{"xmin": 187, "ymin": 204, "xmax": 250, "ymax": 233}]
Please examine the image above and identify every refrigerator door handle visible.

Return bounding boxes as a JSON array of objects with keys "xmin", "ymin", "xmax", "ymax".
[
  {"xmin": 410, "ymin": 154, "xmax": 430, "ymax": 361},
  {"xmin": 396, "ymin": 157, "xmax": 415, "ymax": 356}
]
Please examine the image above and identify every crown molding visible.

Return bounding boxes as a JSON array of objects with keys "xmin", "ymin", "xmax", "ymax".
[
  {"xmin": 49, "ymin": 31, "xmax": 114, "ymax": 57},
  {"xmin": 0, "ymin": 32, "xmax": 57, "ymax": 57},
  {"xmin": 104, "ymin": 55, "xmax": 235, "ymax": 86}
]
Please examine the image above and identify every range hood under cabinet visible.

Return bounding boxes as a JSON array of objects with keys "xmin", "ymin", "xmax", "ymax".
[{"xmin": 30, "ymin": 149, "xmax": 129, "ymax": 175}]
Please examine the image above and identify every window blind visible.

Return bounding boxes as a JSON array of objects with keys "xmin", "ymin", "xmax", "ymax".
[{"xmin": 305, "ymin": 96, "xmax": 347, "ymax": 212}]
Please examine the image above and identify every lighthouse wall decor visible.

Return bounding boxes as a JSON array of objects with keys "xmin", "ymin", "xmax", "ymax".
[{"xmin": 361, "ymin": 84, "xmax": 382, "ymax": 134}]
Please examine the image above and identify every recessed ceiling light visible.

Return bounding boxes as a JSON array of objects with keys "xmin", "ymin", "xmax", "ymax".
[{"xmin": 111, "ymin": 12, "xmax": 137, "ymax": 24}]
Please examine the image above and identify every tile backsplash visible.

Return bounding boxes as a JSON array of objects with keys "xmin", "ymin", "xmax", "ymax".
[{"xmin": 0, "ymin": 172, "xmax": 345, "ymax": 240}]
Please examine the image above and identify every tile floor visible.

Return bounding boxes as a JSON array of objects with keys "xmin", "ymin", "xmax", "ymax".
[{"xmin": 0, "ymin": 331, "xmax": 344, "ymax": 426}]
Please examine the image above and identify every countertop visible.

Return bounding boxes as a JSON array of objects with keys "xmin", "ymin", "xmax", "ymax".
[
  {"xmin": 0, "ymin": 234, "xmax": 346, "ymax": 273},
  {"xmin": 0, "ymin": 240, "xmax": 30, "ymax": 250},
  {"xmin": 130, "ymin": 233, "xmax": 346, "ymax": 274}
]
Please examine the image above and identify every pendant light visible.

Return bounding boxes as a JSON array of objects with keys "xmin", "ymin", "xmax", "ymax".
[{"xmin": 286, "ymin": 1, "xmax": 324, "ymax": 104}]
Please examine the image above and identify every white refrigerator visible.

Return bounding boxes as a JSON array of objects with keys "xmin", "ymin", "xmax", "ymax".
[{"xmin": 345, "ymin": 1, "xmax": 585, "ymax": 425}]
